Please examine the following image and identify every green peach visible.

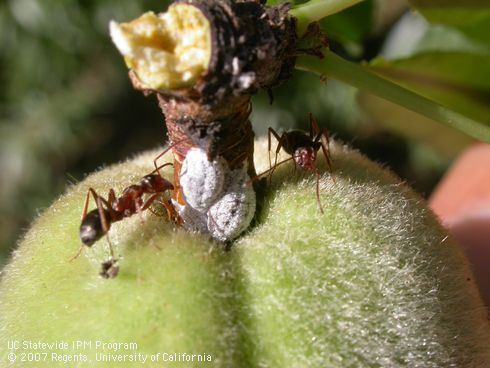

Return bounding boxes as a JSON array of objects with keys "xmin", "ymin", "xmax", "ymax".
[{"xmin": 1, "ymin": 140, "xmax": 489, "ymax": 367}]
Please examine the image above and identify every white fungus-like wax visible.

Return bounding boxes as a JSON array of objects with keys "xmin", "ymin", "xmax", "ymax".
[
  {"xmin": 207, "ymin": 163, "xmax": 256, "ymax": 242},
  {"xmin": 180, "ymin": 148, "xmax": 227, "ymax": 212},
  {"xmin": 177, "ymin": 149, "xmax": 256, "ymax": 242}
]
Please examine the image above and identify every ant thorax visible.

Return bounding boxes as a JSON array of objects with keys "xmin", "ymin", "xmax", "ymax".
[
  {"xmin": 294, "ymin": 146, "xmax": 317, "ymax": 170},
  {"xmin": 114, "ymin": 196, "xmax": 138, "ymax": 217}
]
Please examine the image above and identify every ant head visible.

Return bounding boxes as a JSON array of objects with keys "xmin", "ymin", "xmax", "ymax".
[
  {"xmin": 80, "ymin": 209, "xmax": 109, "ymax": 246},
  {"xmin": 294, "ymin": 147, "xmax": 317, "ymax": 170},
  {"xmin": 141, "ymin": 174, "xmax": 174, "ymax": 193}
]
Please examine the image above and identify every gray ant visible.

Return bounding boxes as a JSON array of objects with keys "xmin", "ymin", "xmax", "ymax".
[
  {"xmin": 260, "ymin": 113, "xmax": 333, "ymax": 213},
  {"xmin": 74, "ymin": 163, "xmax": 176, "ymax": 278}
]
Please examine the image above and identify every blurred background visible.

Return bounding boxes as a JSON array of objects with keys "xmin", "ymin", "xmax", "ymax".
[{"xmin": 1, "ymin": 0, "xmax": 489, "ymax": 267}]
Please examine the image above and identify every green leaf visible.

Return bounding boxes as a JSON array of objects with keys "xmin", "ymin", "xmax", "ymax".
[
  {"xmin": 319, "ymin": 0, "xmax": 373, "ymax": 46},
  {"xmin": 278, "ymin": 0, "xmax": 373, "ymax": 55},
  {"xmin": 358, "ymin": 94, "xmax": 474, "ymax": 157},
  {"xmin": 296, "ymin": 51, "xmax": 490, "ymax": 144},
  {"xmin": 410, "ymin": 23, "xmax": 490, "ymax": 55},
  {"xmin": 368, "ymin": 52, "xmax": 490, "ymax": 124},
  {"xmin": 408, "ymin": 0, "xmax": 490, "ymax": 45},
  {"xmin": 358, "ymin": 16, "xmax": 490, "ymax": 155},
  {"xmin": 290, "ymin": 0, "xmax": 366, "ymax": 36}
]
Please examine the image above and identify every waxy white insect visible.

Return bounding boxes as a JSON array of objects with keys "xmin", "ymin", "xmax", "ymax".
[{"xmin": 177, "ymin": 148, "xmax": 255, "ymax": 241}]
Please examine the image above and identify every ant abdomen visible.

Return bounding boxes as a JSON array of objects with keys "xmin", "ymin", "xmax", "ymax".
[{"xmin": 80, "ymin": 208, "xmax": 109, "ymax": 246}]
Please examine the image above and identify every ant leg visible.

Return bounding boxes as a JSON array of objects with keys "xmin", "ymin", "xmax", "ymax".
[
  {"xmin": 108, "ymin": 188, "xmax": 116, "ymax": 208},
  {"xmin": 141, "ymin": 193, "xmax": 161, "ymax": 210},
  {"xmin": 268, "ymin": 129, "xmax": 283, "ymax": 162},
  {"xmin": 310, "ymin": 114, "xmax": 334, "ymax": 178},
  {"xmin": 81, "ymin": 187, "xmax": 100, "ymax": 221},
  {"xmin": 95, "ymin": 196, "xmax": 116, "ymax": 260},
  {"xmin": 147, "ymin": 207, "xmax": 160, "ymax": 217},
  {"xmin": 308, "ymin": 112, "xmax": 320, "ymax": 139},
  {"xmin": 146, "ymin": 192, "xmax": 181, "ymax": 225},
  {"xmin": 82, "ymin": 188, "xmax": 111, "ymax": 221},
  {"xmin": 292, "ymin": 153, "xmax": 298, "ymax": 174},
  {"xmin": 268, "ymin": 128, "xmax": 286, "ymax": 184},
  {"xmin": 86, "ymin": 194, "xmax": 117, "ymax": 277},
  {"xmin": 141, "ymin": 197, "xmax": 162, "ymax": 217},
  {"xmin": 268, "ymin": 128, "xmax": 280, "ymax": 176},
  {"xmin": 161, "ymin": 198, "xmax": 182, "ymax": 225},
  {"xmin": 144, "ymin": 194, "xmax": 174, "ymax": 219},
  {"xmin": 95, "ymin": 195, "xmax": 110, "ymax": 236},
  {"xmin": 140, "ymin": 193, "xmax": 177, "ymax": 222},
  {"xmin": 74, "ymin": 188, "xmax": 107, "ymax": 262},
  {"xmin": 270, "ymin": 133, "xmax": 287, "ymax": 183},
  {"xmin": 136, "ymin": 193, "xmax": 167, "ymax": 223},
  {"xmin": 85, "ymin": 187, "xmax": 115, "ymax": 231},
  {"xmin": 317, "ymin": 128, "xmax": 334, "ymax": 176},
  {"xmin": 310, "ymin": 112, "xmax": 334, "ymax": 176},
  {"xmin": 81, "ymin": 190, "xmax": 91, "ymax": 221}
]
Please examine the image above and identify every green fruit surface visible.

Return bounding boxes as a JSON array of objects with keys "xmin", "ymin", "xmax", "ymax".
[{"xmin": 1, "ymin": 140, "xmax": 489, "ymax": 367}]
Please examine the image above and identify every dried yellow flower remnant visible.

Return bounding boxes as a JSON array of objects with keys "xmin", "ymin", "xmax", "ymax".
[{"xmin": 110, "ymin": 4, "xmax": 211, "ymax": 90}]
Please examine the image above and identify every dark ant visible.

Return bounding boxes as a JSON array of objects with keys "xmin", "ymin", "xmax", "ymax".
[
  {"xmin": 74, "ymin": 164, "xmax": 176, "ymax": 278},
  {"xmin": 261, "ymin": 112, "xmax": 333, "ymax": 214}
]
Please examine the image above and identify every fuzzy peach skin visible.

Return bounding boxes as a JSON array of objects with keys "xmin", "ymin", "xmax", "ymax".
[
  {"xmin": 1, "ymin": 139, "xmax": 489, "ymax": 367},
  {"xmin": 430, "ymin": 142, "xmax": 490, "ymax": 308}
]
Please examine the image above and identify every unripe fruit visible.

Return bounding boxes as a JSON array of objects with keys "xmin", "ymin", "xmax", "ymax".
[{"xmin": 1, "ymin": 140, "xmax": 489, "ymax": 367}]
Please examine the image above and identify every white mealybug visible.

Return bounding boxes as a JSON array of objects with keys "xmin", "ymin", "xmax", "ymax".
[
  {"xmin": 172, "ymin": 200, "xmax": 209, "ymax": 234},
  {"xmin": 180, "ymin": 148, "xmax": 227, "ymax": 212},
  {"xmin": 207, "ymin": 163, "xmax": 256, "ymax": 242},
  {"xmin": 178, "ymin": 150, "xmax": 256, "ymax": 242}
]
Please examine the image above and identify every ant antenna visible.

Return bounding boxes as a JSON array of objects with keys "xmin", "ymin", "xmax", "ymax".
[
  {"xmin": 248, "ymin": 156, "xmax": 295, "ymax": 186},
  {"xmin": 153, "ymin": 138, "xmax": 191, "ymax": 174},
  {"xmin": 150, "ymin": 162, "xmax": 174, "ymax": 175},
  {"xmin": 68, "ymin": 245, "xmax": 84, "ymax": 263}
]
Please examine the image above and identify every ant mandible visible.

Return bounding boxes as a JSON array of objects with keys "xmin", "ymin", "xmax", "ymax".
[
  {"xmin": 75, "ymin": 164, "xmax": 176, "ymax": 278},
  {"xmin": 263, "ymin": 112, "xmax": 333, "ymax": 214}
]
